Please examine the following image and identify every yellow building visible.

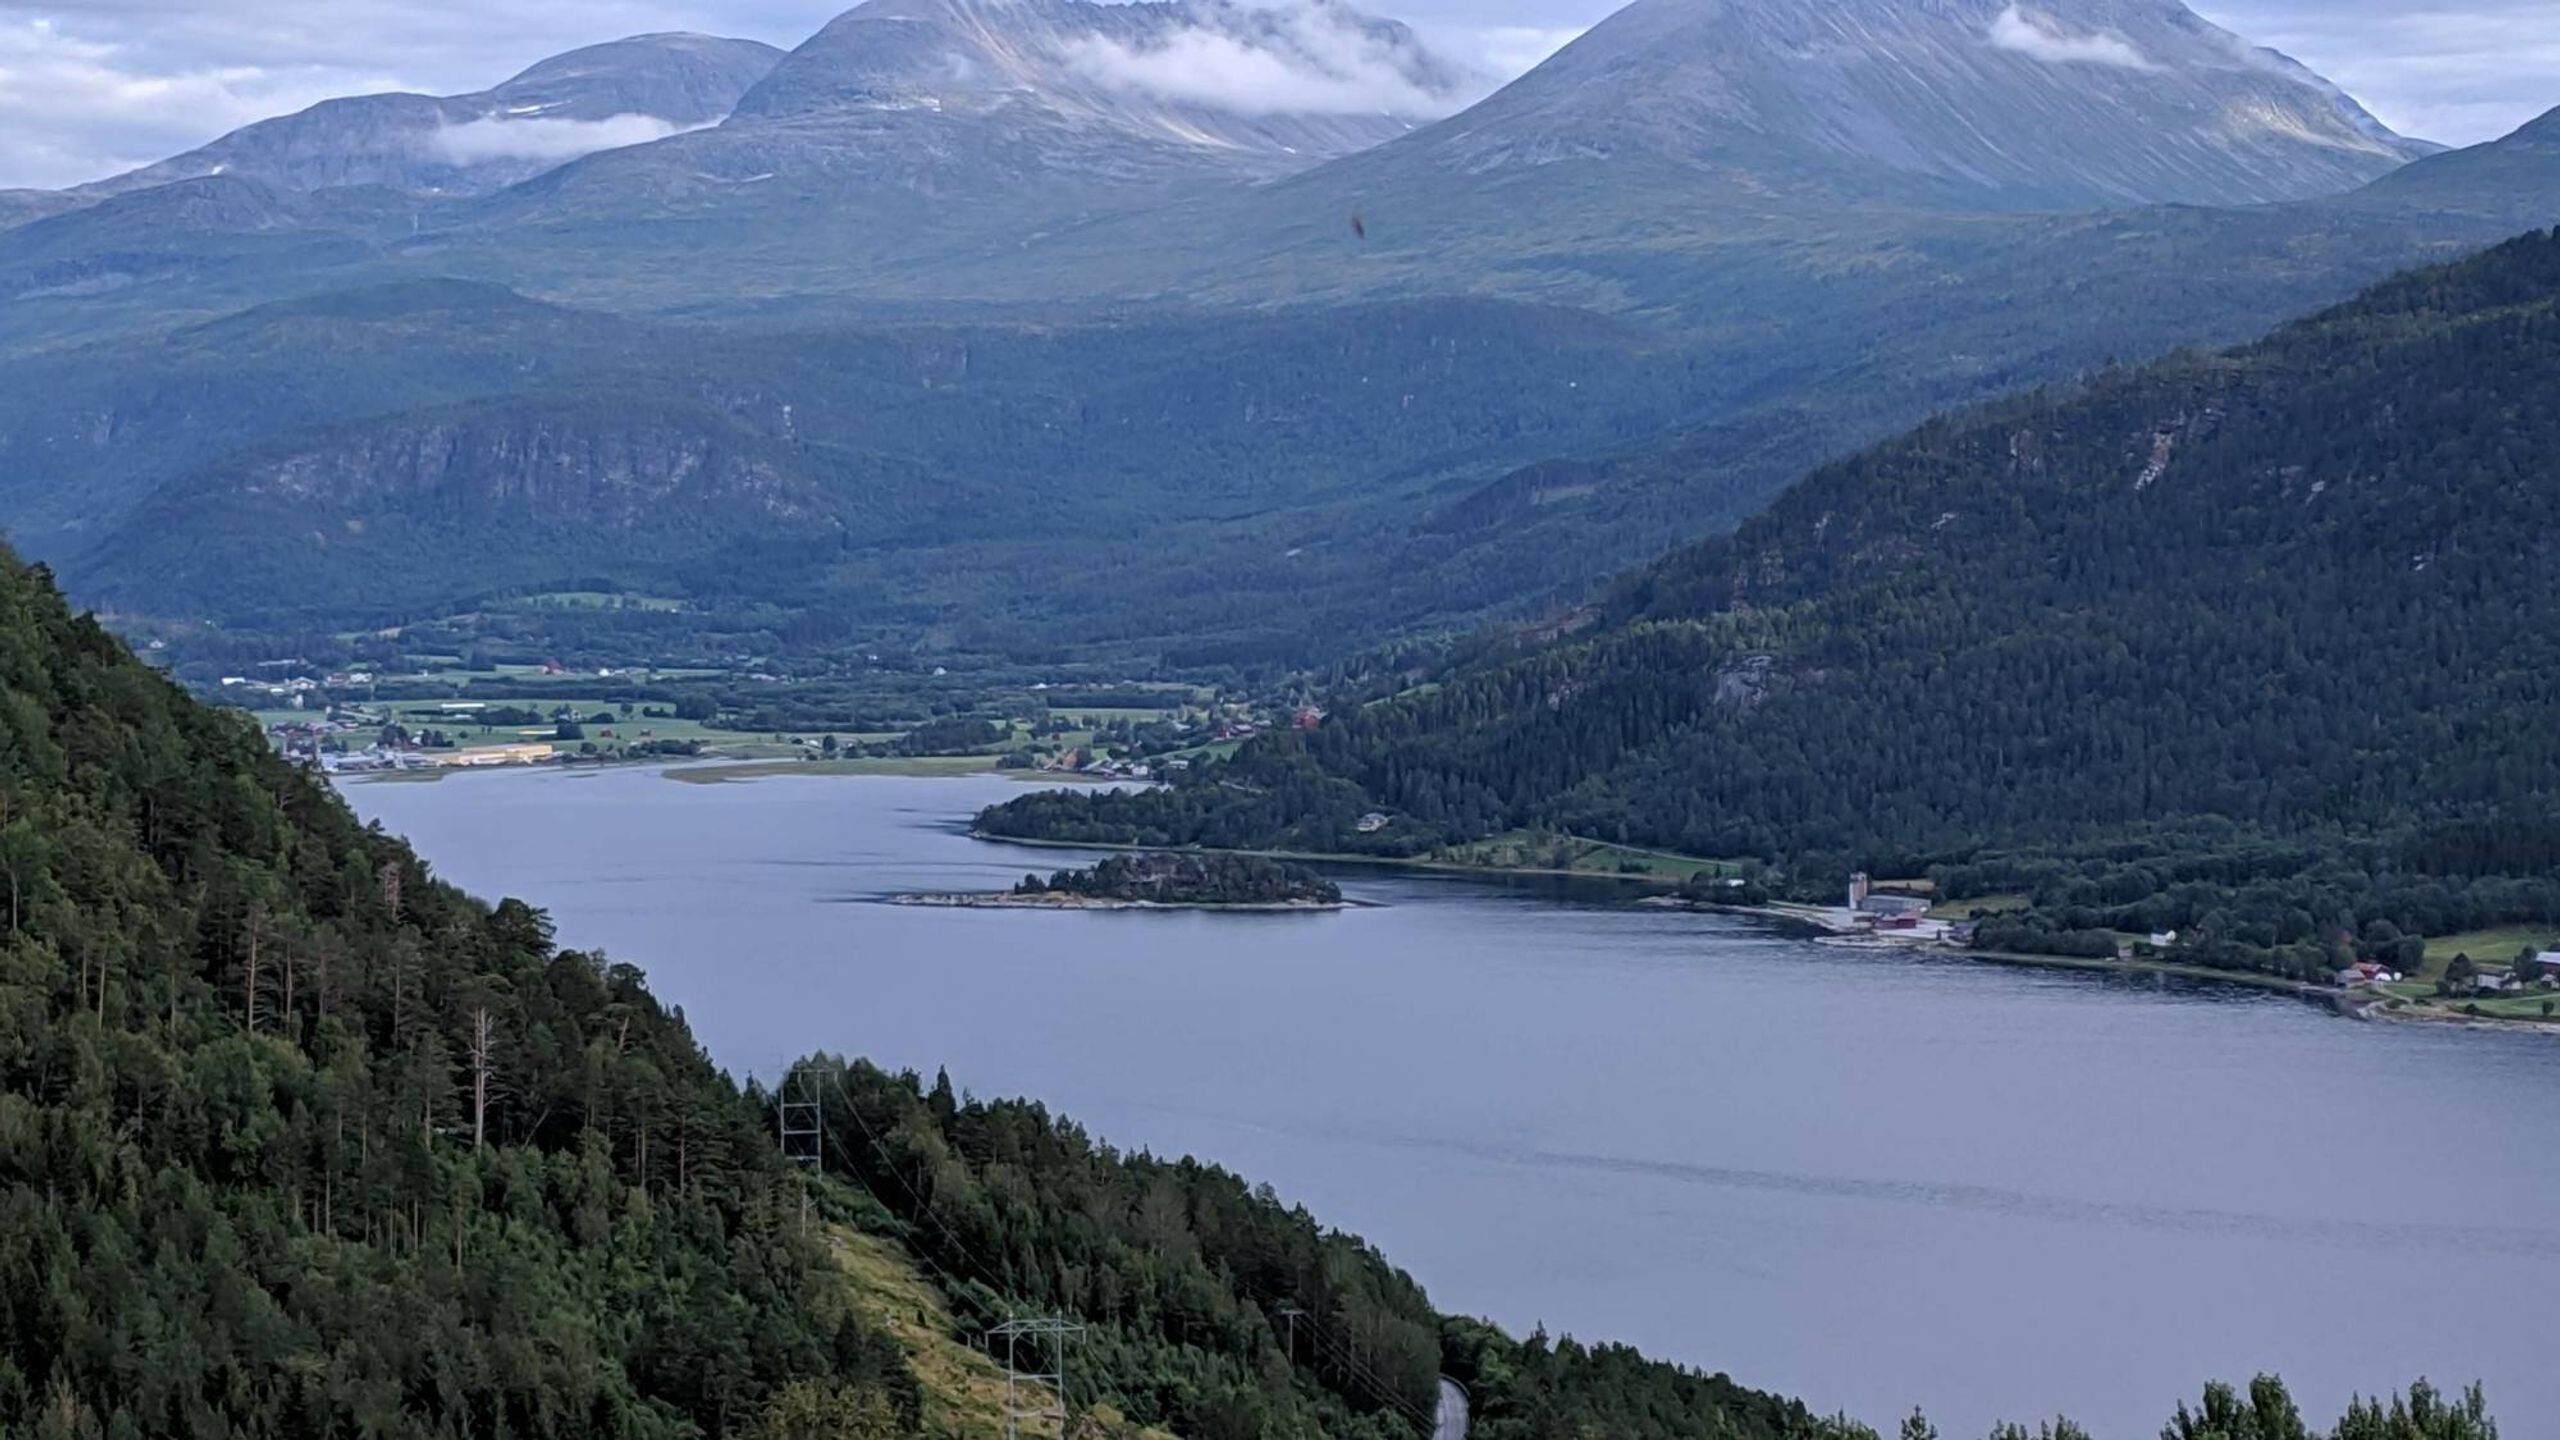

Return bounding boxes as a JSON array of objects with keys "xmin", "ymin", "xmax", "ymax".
[{"xmin": 439, "ymin": 743, "xmax": 557, "ymax": 768}]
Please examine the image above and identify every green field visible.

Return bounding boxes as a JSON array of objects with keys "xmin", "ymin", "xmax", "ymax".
[
  {"xmin": 663, "ymin": 756, "xmax": 1109, "ymax": 784},
  {"xmin": 1429, "ymin": 830, "xmax": 1743, "ymax": 882},
  {"xmin": 1929, "ymin": 892, "xmax": 2031, "ymax": 921},
  {"xmin": 664, "ymin": 755, "xmax": 1006, "ymax": 783},
  {"xmin": 2376, "ymin": 979, "xmax": 2559, "ymax": 1024},
  {"xmin": 1055, "ymin": 706, "xmax": 1186, "ymax": 723},
  {"xmin": 244, "ymin": 696, "xmax": 826, "ymax": 750},
  {"xmin": 2421, "ymin": 926, "xmax": 2556, "ymax": 975},
  {"xmin": 502, "ymin": 591, "xmax": 689, "ymax": 612}
]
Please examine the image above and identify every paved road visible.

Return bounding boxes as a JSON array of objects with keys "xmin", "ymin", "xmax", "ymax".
[{"xmin": 1435, "ymin": 1378, "xmax": 1469, "ymax": 1440}]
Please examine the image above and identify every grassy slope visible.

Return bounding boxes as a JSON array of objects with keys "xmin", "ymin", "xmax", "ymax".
[{"xmin": 824, "ymin": 1219, "xmax": 1174, "ymax": 1440}]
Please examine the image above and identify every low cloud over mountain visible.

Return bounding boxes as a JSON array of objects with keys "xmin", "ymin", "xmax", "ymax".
[
  {"xmin": 1059, "ymin": 2, "xmax": 1483, "ymax": 120},
  {"xmin": 1987, "ymin": 5, "xmax": 2160, "ymax": 71}
]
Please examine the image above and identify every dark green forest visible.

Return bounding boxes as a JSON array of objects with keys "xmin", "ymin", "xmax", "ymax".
[
  {"xmin": 1011, "ymin": 853, "xmax": 1341, "ymax": 905},
  {"xmin": 797, "ymin": 1059, "xmax": 1856, "ymax": 1440},
  {"xmin": 981, "ymin": 229, "xmax": 2560, "ymax": 983},
  {"xmin": 0, "ymin": 551, "xmax": 923, "ymax": 1437}
]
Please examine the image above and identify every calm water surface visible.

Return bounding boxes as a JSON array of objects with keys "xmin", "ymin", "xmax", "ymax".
[{"xmin": 349, "ymin": 766, "xmax": 2560, "ymax": 1439}]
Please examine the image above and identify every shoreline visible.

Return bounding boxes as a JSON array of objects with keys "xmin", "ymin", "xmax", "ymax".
[
  {"xmin": 360, "ymin": 780, "xmax": 2559, "ymax": 1035},
  {"xmin": 1700, "ymin": 898, "xmax": 2559, "ymax": 1034},
  {"xmin": 343, "ymin": 755, "xmax": 1109, "ymax": 787},
  {"xmin": 966, "ymin": 829, "xmax": 1697, "ymax": 886},
  {"xmin": 1661, "ymin": 893, "xmax": 2340, "ymax": 999},
  {"xmin": 973, "ymin": 835, "xmax": 2558, "ymax": 1031},
  {"xmin": 890, "ymin": 892, "xmax": 1351, "ymax": 913}
]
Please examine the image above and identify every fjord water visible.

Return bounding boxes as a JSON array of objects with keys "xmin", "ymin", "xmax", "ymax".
[{"xmin": 350, "ymin": 768, "xmax": 2560, "ymax": 1439}]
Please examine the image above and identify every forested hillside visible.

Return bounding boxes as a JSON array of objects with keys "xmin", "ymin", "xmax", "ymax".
[
  {"xmin": 982, "ymin": 229, "xmax": 2560, "ymax": 980},
  {"xmin": 800, "ymin": 1060, "xmax": 1848, "ymax": 1440},
  {"xmin": 0, "ymin": 549, "xmax": 921, "ymax": 1436}
]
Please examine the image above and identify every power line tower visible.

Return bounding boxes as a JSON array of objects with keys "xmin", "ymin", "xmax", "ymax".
[
  {"xmin": 989, "ymin": 1317, "xmax": 1083, "ymax": 1440},
  {"xmin": 779, "ymin": 1062, "xmax": 825, "ymax": 1166},
  {"xmin": 779, "ymin": 1062, "xmax": 826, "ymax": 1229},
  {"xmin": 1275, "ymin": 1302, "xmax": 1306, "ymax": 1363}
]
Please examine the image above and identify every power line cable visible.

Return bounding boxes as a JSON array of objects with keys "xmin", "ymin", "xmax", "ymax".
[{"xmin": 795, "ymin": 1060, "xmax": 1433, "ymax": 1433}]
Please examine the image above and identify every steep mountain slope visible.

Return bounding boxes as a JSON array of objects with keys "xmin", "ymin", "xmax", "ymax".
[
  {"xmin": 982, "ymin": 229, "xmax": 2560, "ymax": 979},
  {"xmin": 464, "ymin": 0, "xmax": 1482, "ymax": 284},
  {"xmin": 1332, "ymin": 0, "xmax": 2432, "ymax": 213},
  {"xmin": 73, "ymin": 33, "xmax": 784, "ymax": 201},
  {"xmin": 2348, "ymin": 106, "xmax": 2560, "ymax": 217},
  {"xmin": 731, "ymin": 0, "xmax": 1474, "ymax": 162},
  {"xmin": 0, "ymin": 280, "xmax": 648, "ymax": 543},
  {"xmin": 44, "ymin": 288, "xmax": 1693, "ymax": 646},
  {"xmin": 79, "ymin": 397, "xmax": 841, "ymax": 618}
]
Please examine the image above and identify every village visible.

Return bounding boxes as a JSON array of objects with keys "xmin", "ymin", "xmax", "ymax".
[
  {"xmin": 1802, "ymin": 873, "xmax": 2560, "ymax": 1027},
  {"xmin": 230, "ymin": 659, "xmax": 1302, "ymax": 784}
]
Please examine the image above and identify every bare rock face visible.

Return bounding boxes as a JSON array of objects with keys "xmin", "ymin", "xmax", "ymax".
[{"xmin": 1391, "ymin": 0, "xmax": 2435, "ymax": 211}]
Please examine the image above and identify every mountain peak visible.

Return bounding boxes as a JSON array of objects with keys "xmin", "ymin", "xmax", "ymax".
[
  {"xmin": 1414, "ymin": 0, "xmax": 2431, "ymax": 210},
  {"xmin": 72, "ymin": 32, "xmax": 784, "ymax": 200},
  {"xmin": 730, "ymin": 0, "xmax": 1483, "ymax": 161}
]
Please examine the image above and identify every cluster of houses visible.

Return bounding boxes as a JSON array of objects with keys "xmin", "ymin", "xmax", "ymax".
[
  {"xmin": 2445, "ymin": 952, "xmax": 2560, "ymax": 995},
  {"xmin": 302, "ymin": 741, "xmax": 558, "ymax": 775},
  {"xmin": 2333, "ymin": 951, "xmax": 2560, "ymax": 994},
  {"xmin": 267, "ymin": 708, "xmax": 561, "ymax": 774},
  {"xmin": 1036, "ymin": 748, "xmax": 1168, "ymax": 781}
]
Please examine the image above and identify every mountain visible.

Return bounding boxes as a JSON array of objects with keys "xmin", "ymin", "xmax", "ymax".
[
  {"xmin": 730, "ymin": 0, "xmax": 1477, "ymax": 164},
  {"xmin": 43, "ymin": 289, "xmax": 1692, "ymax": 650},
  {"xmin": 980, "ymin": 228, "xmax": 2560, "ymax": 982},
  {"xmin": 1340, "ymin": 0, "xmax": 2435, "ymax": 214},
  {"xmin": 464, "ymin": 0, "xmax": 1484, "ymax": 272},
  {"xmin": 3, "ymin": 2, "xmax": 2554, "ymax": 686},
  {"xmin": 76, "ymin": 396, "xmax": 841, "ymax": 618},
  {"xmin": 73, "ymin": 33, "xmax": 784, "ymax": 201},
  {"xmin": 2347, "ymin": 105, "xmax": 2560, "ymax": 217},
  {"xmin": 0, "ymin": 190, "xmax": 83, "ymax": 232}
]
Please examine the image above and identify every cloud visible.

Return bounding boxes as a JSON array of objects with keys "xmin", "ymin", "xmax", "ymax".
[
  {"xmin": 1059, "ymin": 5, "xmax": 1479, "ymax": 120},
  {"xmin": 1986, "ymin": 5, "xmax": 2160, "ymax": 72},
  {"xmin": 0, "ymin": 17, "xmax": 405, "ymax": 188},
  {"xmin": 431, "ymin": 112, "xmax": 695, "ymax": 165},
  {"xmin": 1438, "ymin": 23, "xmax": 1581, "ymax": 82}
]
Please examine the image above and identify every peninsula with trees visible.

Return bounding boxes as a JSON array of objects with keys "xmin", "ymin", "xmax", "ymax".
[{"xmin": 899, "ymin": 852, "xmax": 1347, "ymax": 911}]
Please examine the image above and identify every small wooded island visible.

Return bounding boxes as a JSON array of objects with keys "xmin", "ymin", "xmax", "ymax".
[{"xmin": 898, "ymin": 852, "xmax": 1347, "ymax": 910}]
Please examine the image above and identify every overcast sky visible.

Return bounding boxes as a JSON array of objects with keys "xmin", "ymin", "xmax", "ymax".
[{"xmin": 1, "ymin": 0, "xmax": 2553, "ymax": 190}]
